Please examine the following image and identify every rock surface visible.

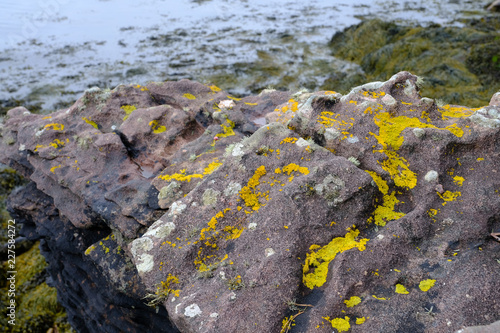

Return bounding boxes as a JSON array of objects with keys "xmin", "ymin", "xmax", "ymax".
[{"xmin": 1, "ymin": 73, "xmax": 499, "ymax": 332}]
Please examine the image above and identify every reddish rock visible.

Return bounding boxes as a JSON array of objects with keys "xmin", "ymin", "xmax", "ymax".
[{"xmin": 1, "ymin": 73, "xmax": 499, "ymax": 332}]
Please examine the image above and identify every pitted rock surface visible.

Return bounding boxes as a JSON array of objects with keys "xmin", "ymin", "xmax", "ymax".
[{"xmin": 1, "ymin": 74, "xmax": 499, "ymax": 332}]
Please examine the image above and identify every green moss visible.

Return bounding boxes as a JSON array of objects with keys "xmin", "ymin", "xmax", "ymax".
[{"xmin": 0, "ymin": 243, "xmax": 73, "ymax": 333}]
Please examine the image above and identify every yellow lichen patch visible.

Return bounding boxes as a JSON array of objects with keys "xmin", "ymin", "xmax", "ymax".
[
  {"xmin": 372, "ymin": 295, "xmax": 389, "ymax": 300},
  {"xmin": 226, "ymin": 95, "xmax": 242, "ymax": 101},
  {"xmin": 344, "ymin": 296, "xmax": 361, "ymax": 307},
  {"xmin": 280, "ymin": 315, "xmax": 296, "ymax": 333},
  {"xmin": 48, "ymin": 138, "xmax": 68, "ymax": 149},
  {"xmin": 244, "ymin": 102, "xmax": 258, "ymax": 106},
  {"xmin": 366, "ymin": 171, "xmax": 405, "ymax": 226},
  {"xmin": 317, "ymin": 111, "xmax": 355, "ymax": 132},
  {"xmin": 279, "ymin": 163, "xmax": 310, "ymax": 176},
  {"xmin": 239, "ymin": 166, "xmax": 267, "ymax": 211},
  {"xmin": 395, "ymin": 284, "xmax": 409, "ymax": 294},
  {"xmin": 158, "ymin": 159, "xmax": 222, "ymax": 182},
  {"xmin": 477, "ymin": 157, "xmax": 484, "ymax": 161},
  {"xmin": 217, "ymin": 119, "xmax": 235, "ymax": 138},
  {"xmin": 419, "ymin": 279, "xmax": 436, "ymax": 292},
  {"xmin": 44, "ymin": 123, "xmax": 64, "ymax": 131},
  {"xmin": 149, "ymin": 120, "xmax": 167, "ymax": 134},
  {"xmin": 376, "ymin": 150, "xmax": 417, "ymax": 189},
  {"xmin": 158, "ymin": 169, "xmax": 203, "ymax": 182},
  {"xmin": 209, "ymin": 85, "xmax": 221, "ymax": 92},
  {"xmin": 372, "ymin": 110, "xmax": 467, "ymax": 189},
  {"xmin": 121, "ymin": 105, "xmax": 137, "ymax": 120},
  {"xmin": 84, "ymin": 245, "xmax": 96, "ymax": 256},
  {"xmin": 453, "ymin": 176, "xmax": 465, "ymax": 186},
  {"xmin": 362, "ymin": 90, "xmax": 386, "ymax": 99},
  {"xmin": 437, "ymin": 191, "xmax": 461, "ymax": 206},
  {"xmin": 134, "ymin": 84, "xmax": 148, "ymax": 91},
  {"xmin": 303, "ymin": 228, "xmax": 369, "ymax": 289},
  {"xmin": 280, "ymin": 137, "xmax": 299, "ymax": 144},
  {"xmin": 157, "ymin": 273, "xmax": 181, "ymax": 298},
  {"xmin": 439, "ymin": 105, "xmax": 479, "ymax": 120},
  {"xmin": 323, "ymin": 316, "xmax": 350, "ymax": 332},
  {"xmin": 444, "ymin": 123, "xmax": 464, "ymax": 138},
  {"xmin": 356, "ymin": 317, "xmax": 366, "ymax": 325},
  {"xmin": 50, "ymin": 165, "xmax": 61, "ymax": 174},
  {"xmin": 428, "ymin": 208, "xmax": 439, "ymax": 221},
  {"xmin": 82, "ymin": 116, "xmax": 98, "ymax": 129},
  {"xmin": 223, "ymin": 225, "xmax": 245, "ymax": 240},
  {"xmin": 203, "ymin": 160, "xmax": 223, "ymax": 174},
  {"xmin": 183, "ymin": 93, "xmax": 196, "ymax": 100},
  {"xmin": 324, "ymin": 91, "xmax": 337, "ymax": 95}
]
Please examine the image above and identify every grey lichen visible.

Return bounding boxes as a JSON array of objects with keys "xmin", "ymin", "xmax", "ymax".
[
  {"xmin": 158, "ymin": 181, "xmax": 181, "ymax": 201},
  {"xmin": 347, "ymin": 156, "xmax": 361, "ymax": 167},
  {"xmin": 413, "ymin": 128, "xmax": 426, "ymax": 139},
  {"xmin": 224, "ymin": 182, "xmax": 242, "ymax": 197},
  {"xmin": 470, "ymin": 107, "xmax": 500, "ymax": 129},
  {"xmin": 202, "ymin": 188, "xmax": 220, "ymax": 207},
  {"xmin": 424, "ymin": 170, "xmax": 439, "ymax": 182},
  {"xmin": 315, "ymin": 174, "xmax": 345, "ymax": 206}
]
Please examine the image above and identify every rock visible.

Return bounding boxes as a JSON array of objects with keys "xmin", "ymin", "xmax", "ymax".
[{"xmin": 1, "ymin": 74, "xmax": 500, "ymax": 332}]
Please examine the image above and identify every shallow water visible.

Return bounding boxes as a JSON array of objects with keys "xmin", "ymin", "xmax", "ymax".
[{"xmin": 0, "ymin": 0, "xmax": 491, "ymax": 112}]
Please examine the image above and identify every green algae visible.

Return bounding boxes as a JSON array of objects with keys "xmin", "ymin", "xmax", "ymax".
[{"xmin": 0, "ymin": 167, "xmax": 73, "ymax": 332}]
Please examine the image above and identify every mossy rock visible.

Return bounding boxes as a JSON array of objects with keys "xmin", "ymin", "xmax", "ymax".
[
  {"xmin": 326, "ymin": 18, "xmax": 500, "ymax": 107},
  {"xmin": 0, "ymin": 165, "xmax": 73, "ymax": 332}
]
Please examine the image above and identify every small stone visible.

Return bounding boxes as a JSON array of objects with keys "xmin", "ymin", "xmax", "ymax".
[{"xmin": 435, "ymin": 184, "xmax": 444, "ymax": 193}]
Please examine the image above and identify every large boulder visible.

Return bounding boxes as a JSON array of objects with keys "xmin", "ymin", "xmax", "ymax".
[{"xmin": 1, "ymin": 73, "xmax": 499, "ymax": 332}]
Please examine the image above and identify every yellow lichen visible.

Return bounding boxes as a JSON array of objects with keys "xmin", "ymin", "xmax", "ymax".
[
  {"xmin": 356, "ymin": 317, "xmax": 366, "ymax": 325},
  {"xmin": 217, "ymin": 119, "xmax": 235, "ymax": 138},
  {"xmin": 437, "ymin": 191, "xmax": 461, "ymax": 206},
  {"xmin": 372, "ymin": 295, "xmax": 388, "ymax": 300},
  {"xmin": 50, "ymin": 165, "xmax": 61, "ymax": 174},
  {"xmin": 121, "ymin": 105, "xmax": 137, "ymax": 120},
  {"xmin": 395, "ymin": 284, "xmax": 409, "ymax": 294},
  {"xmin": 323, "ymin": 316, "xmax": 350, "ymax": 332},
  {"xmin": 239, "ymin": 166, "xmax": 266, "ymax": 211},
  {"xmin": 209, "ymin": 85, "xmax": 221, "ymax": 92},
  {"xmin": 157, "ymin": 274, "xmax": 181, "ymax": 298},
  {"xmin": 280, "ymin": 137, "xmax": 299, "ymax": 144},
  {"xmin": 439, "ymin": 105, "xmax": 479, "ymax": 120},
  {"xmin": 44, "ymin": 123, "xmax": 64, "ymax": 131},
  {"xmin": 419, "ymin": 279, "xmax": 436, "ymax": 292},
  {"xmin": 453, "ymin": 176, "xmax": 465, "ymax": 186},
  {"xmin": 372, "ymin": 109, "xmax": 466, "ymax": 190},
  {"xmin": 303, "ymin": 228, "xmax": 369, "ymax": 289},
  {"xmin": 158, "ymin": 159, "xmax": 222, "ymax": 182},
  {"xmin": 82, "ymin": 116, "xmax": 99, "ymax": 129},
  {"xmin": 183, "ymin": 93, "xmax": 196, "ymax": 100},
  {"xmin": 344, "ymin": 296, "xmax": 361, "ymax": 307},
  {"xmin": 363, "ymin": 90, "xmax": 386, "ymax": 99},
  {"xmin": 366, "ymin": 171, "xmax": 405, "ymax": 226},
  {"xmin": 149, "ymin": 120, "xmax": 167, "ymax": 134},
  {"xmin": 278, "ymin": 163, "xmax": 310, "ymax": 176}
]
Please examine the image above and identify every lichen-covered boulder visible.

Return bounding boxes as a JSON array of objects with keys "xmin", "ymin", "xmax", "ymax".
[{"xmin": 1, "ymin": 73, "xmax": 499, "ymax": 332}]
